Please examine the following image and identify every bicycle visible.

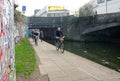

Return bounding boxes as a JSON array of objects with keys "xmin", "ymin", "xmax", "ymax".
[{"xmin": 55, "ymin": 36, "xmax": 65, "ymax": 53}]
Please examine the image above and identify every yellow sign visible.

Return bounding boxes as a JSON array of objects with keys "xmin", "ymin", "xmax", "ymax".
[{"xmin": 48, "ymin": 6, "xmax": 64, "ymax": 11}]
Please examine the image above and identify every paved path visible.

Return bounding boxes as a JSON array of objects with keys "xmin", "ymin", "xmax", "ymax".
[{"xmin": 30, "ymin": 39, "xmax": 120, "ymax": 81}]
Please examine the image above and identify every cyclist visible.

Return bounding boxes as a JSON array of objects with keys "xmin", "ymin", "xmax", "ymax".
[{"xmin": 55, "ymin": 27, "xmax": 65, "ymax": 53}]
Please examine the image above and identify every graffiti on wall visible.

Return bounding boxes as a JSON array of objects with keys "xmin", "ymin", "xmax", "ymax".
[{"xmin": 0, "ymin": 0, "xmax": 15, "ymax": 81}]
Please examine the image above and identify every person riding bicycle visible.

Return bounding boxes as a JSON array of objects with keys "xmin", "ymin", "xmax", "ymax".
[
  {"xmin": 55, "ymin": 27, "xmax": 65, "ymax": 53},
  {"xmin": 34, "ymin": 29, "xmax": 39, "ymax": 45},
  {"xmin": 56, "ymin": 27, "xmax": 64, "ymax": 43}
]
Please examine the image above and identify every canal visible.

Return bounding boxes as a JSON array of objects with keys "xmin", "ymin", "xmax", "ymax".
[{"xmin": 45, "ymin": 40, "xmax": 120, "ymax": 72}]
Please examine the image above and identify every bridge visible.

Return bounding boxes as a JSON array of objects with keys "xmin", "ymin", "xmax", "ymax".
[
  {"xmin": 82, "ymin": 13, "xmax": 120, "ymax": 35},
  {"xmin": 27, "ymin": 12, "xmax": 120, "ymax": 41},
  {"xmin": 27, "ymin": 17, "xmax": 69, "ymax": 39},
  {"xmin": 28, "ymin": 17, "xmax": 68, "ymax": 29},
  {"xmin": 82, "ymin": 22, "xmax": 120, "ymax": 35}
]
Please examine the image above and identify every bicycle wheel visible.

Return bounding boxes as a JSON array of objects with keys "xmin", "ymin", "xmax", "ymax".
[
  {"xmin": 60, "ymin": 43, "xmax": 64, "ymax": 53},
  {"xmin": 56, "ymin": 43, "xmax": 59, "ymax": 51}
]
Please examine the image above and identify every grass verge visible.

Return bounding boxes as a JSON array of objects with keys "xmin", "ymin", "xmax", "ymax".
[{"xmin": 15, "ymin": 38, "xmax": 36, "ymax": 77}]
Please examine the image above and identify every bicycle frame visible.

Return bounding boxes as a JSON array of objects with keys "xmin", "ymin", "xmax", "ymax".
[{"xmin": 56, "ymin": 36, "xmax": 65, "ymax": 53}]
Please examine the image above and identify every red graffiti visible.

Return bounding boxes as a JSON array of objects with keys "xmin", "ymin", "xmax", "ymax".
[
  {"xmin": 2, "ymin": 70, "xmax": 8, "ymax": 81},
  {"xmin": 0, "ymin": 46, "xmax": 3, "ymax": 59}
]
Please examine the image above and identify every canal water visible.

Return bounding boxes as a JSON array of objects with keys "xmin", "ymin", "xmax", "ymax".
[{"xmin": 45, "ymin": 40, "xmax": 120, "ymax": 72}]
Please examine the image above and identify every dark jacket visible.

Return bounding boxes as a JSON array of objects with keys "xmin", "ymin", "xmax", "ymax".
[{"xmin": 56, "ymin": 30, "xmax": 63, "ymax": 37}]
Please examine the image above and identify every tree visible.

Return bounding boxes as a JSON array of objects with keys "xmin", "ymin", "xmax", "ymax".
[
  {"xmin": 79, "ymin": 3, "xmax": 94, "ymax": 17},
  {"xmin": 14, "ymin": 4, "xmax": 24, "ymax": 39},
  {"xmin": 14, "ymin": 4, "xmax": 24, "ymax": 23},
  {"xmin": 14, "ymin": 10, "xmax": 23, "ymax": 22}
]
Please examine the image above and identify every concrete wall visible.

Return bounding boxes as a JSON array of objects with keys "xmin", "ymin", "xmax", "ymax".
[{"xmin": 62, "ymin": 12, "xmax": 120, "ymax": 41}]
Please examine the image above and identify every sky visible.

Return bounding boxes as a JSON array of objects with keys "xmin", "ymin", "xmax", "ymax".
[{"xmin": 15, "ymin": 0, "xmax": 91, "ymax": 16}]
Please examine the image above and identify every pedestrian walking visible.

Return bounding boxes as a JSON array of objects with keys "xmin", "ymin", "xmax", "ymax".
[
  {"xmin": 40, "ymin": 30, "xmax": 44, "ymax": 42},
  {"xmin": 34, "ymin": 29, "xmax": 39, "ymax": 45}
]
